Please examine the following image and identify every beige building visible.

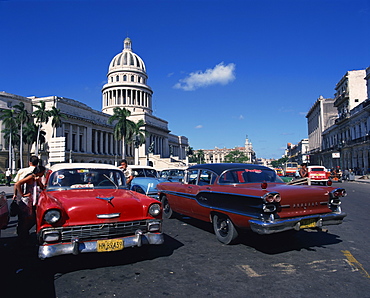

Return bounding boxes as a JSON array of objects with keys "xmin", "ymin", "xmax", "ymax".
[{"xmin": 0, "ymin": 38, "xmax": 188, "ymax": 172}]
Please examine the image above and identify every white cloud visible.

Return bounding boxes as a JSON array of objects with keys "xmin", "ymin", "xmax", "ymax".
[
  {"xmin": 174, "ymin": 62, "xmax": 236, "ymax": 91},
  {"xmin": 195, "ymin": 125, "xmax": 203, "ymax": 129},
  {"xmin": 239, "ymin": 115, "xmax": 244, "ymax": 120}
]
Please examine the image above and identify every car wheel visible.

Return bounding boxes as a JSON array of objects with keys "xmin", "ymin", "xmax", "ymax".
[
  {"xmin": 161, "ymin": 195, "xmax": 173, "ymax": 219},
  {"xmin": 213, "ymin": 214, "xmax": 238, "ymax": 244}
]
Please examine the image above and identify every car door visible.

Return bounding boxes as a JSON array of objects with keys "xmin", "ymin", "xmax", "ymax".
[{"xmin": 172, "ymin": 169, "xmax": 199, "ymax": 215}]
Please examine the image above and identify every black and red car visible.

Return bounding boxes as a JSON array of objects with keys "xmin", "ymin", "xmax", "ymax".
[{"xmin": 157, "ymin": 163, "xmax": 347, "ymax": 244}]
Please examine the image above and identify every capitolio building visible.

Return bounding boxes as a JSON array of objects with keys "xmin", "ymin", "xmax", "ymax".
[{"xmin": 0, "ymin": 38, "xmax": 189, "ymax": 171}]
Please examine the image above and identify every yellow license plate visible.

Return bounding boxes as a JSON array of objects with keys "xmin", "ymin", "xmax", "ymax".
[
  {"xmin": 97, "ymin": 239, "xmax": 124, "ymax": 252},
  {"xmin": 300, "ymin": 218, "xmax": 317, "ymax": 229}
]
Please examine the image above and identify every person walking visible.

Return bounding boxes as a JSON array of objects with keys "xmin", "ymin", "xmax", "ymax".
[
  {"xmin": 5, "ymin": 168, "xmax": 11, "ymax": 187},
  {"xmin": 13, "ymin": 165, "xmax": 46, "ymax": 241}
]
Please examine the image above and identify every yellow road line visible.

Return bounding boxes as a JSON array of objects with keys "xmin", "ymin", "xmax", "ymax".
[{"xmin": 342, "ymin": 250, "xmax": 370, "ymax": 278}]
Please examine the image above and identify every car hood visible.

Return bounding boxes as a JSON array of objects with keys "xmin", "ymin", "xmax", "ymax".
[
  {"xmin": 38, "ymin": 188, "xmax": 155, "ymax": 227},
  {"xmin": 131, "ymin": 177, "xmax": 167, "ymax": 192}
]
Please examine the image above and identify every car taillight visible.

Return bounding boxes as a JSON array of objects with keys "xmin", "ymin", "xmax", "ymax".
[
  {"xmin": 331, "ymin": 188, "xmax": 347, "ymax": 198},
  {"xmin": 263, "ymin": 192, "xmax": 281, "ymax": 203}
]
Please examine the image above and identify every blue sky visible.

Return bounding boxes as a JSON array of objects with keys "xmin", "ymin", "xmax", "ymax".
[{"xmin": 1, "ymin": 0, "xmax": 369, "ymax": 159}]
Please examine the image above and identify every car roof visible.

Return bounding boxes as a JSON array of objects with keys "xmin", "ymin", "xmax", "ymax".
[
  {"xmin": 188, "ymin": 163, "xmax": 269, "ymax": 176},
  {"xmin": 49, "ymin": 163, "xmax": 119, "ymax": 172},
  {"xmin": 129, "ymin": 165, "xmax": 156, "ymax": 170}
]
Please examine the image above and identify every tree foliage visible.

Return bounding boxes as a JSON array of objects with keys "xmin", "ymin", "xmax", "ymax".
[
  {"xmin": 271, "ymin": 156, "xmax": 288, "ymax": 168},
  {"xmin": 224, "ymin": 150, "xmax": 249, "ymax": 163}
]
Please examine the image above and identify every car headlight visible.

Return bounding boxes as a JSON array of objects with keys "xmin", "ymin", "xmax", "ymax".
[
  {"xmin": 148, "ymin": 203, "xmax": 161, "ymax": 216},
  {"xmin": 44, "ymin": 209, "xmax": 61, "ymax": 224}
]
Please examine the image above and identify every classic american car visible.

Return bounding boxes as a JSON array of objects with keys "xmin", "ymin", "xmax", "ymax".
[
  {"xmin": 157, "ymin": 163, "xmax": 347, "ymax": 244},
  {"xmin": 307, "ymin": 165, "xmax": 331, "ymax": 185},
  {"xmin": 36, "ymin": 163, "xmax": 164, "ymax": 259},
  {"xmin": 129, "ymin": 166, "xmax": 167, "ymax": 199}
]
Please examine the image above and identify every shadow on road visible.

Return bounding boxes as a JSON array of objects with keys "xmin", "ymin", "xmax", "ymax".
[
  {"xmin": 0, "ymin": 233, "xmax": 183, "ymax": 298},
  {"xmin": 173, "ymin": 214, "xmax": 343, "ymax": 254}
]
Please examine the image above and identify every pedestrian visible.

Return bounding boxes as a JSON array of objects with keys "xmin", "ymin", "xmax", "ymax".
[
  {"xmin": 5, "ymin": 168, "xmax": 11, "ymax": 187},
  {"xmin": 13, "ymin": 155, "xmax": 39, "ymax": 183},
  {"xmin": 13, "ymin": 165, "xmax": 46, "ymax": 242},
  {"xmin": 118, "ymin": 159, "xmax": 134, "ymax": 187},
  {"xmin": 299, "ymin": 163, "xmax": 308, "ymax": 178}
]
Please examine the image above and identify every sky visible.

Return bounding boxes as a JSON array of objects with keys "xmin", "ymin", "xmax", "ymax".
[{"xmin": 1, "ymin": 0, "xmax": 369, "ymax": 159}]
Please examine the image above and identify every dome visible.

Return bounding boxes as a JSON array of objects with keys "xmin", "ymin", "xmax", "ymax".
[{"xmin": 108, "ymin": 38, "xmax": 146, "ymax": 73}]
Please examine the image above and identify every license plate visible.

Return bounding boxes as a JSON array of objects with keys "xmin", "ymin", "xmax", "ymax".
[
  {"xmin": 97, "ymin": 239, "xmax": 124, "ymax": 252},
  {"xmin": 300, "ymin": 218, "xmax": 317, "ymax": 229}
]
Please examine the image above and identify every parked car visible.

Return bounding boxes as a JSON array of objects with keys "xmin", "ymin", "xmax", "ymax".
[
  {"xmin": 0, "ymin": 191, "xmax": 9, "ymax": 233},
  {"xmin": 159, "ymin": 167, "xmax": 186, "ymax": 182},
  {"xmin": 37, "ymin": 163, "xmax": 164, "ymax": 259},
  {"xmin": 129, "ymin": 166, "xmax": 167, "ymax": 199},
  {"xmin": 307, "ymin": 165, "xmax": 331, "ymax": 185},
  {"xmin": 157, "ymin": 163, "xmax": 347, "ymax": 244}
]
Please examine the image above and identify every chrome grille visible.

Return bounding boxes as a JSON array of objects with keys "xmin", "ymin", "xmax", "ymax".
[{"xmin": 42, "ymin": 220, "xmax": 149, "ymax": 243}]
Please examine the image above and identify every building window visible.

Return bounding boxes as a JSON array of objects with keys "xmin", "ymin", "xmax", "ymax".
[
  {"xmin": 131, "ymin": 75, "xmax": 134, "ymax": 82},
  {"xmin": 116, "ymin": 75, "xmax": 119, "ymax": 82},
  {"xmin": 123, "ymin": 75, "xmax": 127, "ymax": 81}
]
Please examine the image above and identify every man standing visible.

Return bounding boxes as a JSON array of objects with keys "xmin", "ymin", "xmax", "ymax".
[
  {"xmin": 13, "ymin": 155, "xmax": 39, "ymax": 183},
  {"xmin": 5, "ymin": 168, "xmax": 11, "ymax": 187},
  {"xmin": 118, "ymin": 159, "xmax": 134, "ymax": 187},
  {"xmin": 299, "ymin": 163, "xmax": 308, "ymax": 178}
]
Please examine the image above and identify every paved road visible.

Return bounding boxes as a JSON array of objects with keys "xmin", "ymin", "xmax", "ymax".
[{"xmin": 1, "ymin": 181, "xmax": 369, "ymax": 297}]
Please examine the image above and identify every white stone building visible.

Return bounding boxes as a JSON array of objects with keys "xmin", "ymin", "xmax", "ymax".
[{"xmin": 0, "ymin": 38, "xmax": 188, "ymax": 171}]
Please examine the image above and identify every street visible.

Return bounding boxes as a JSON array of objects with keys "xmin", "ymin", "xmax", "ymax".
[{"xmin": 1, "ymin": 181, "xmax": 369, "ymax": 298}]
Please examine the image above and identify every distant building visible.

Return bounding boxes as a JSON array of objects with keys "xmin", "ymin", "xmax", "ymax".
[{"xmin": 196, "ymin": 136, "xmax": 256, "ymax": 164}]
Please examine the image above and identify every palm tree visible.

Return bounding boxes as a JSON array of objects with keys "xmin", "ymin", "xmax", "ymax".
[
  {"xmin": 129, "ymin": 119, "xmax": 146, "ymax": 165},
  {"xmin": 0, "ymin": 108, "xmax": 18, "ymax": 171},
  {"xmin": 32, "ymin": 101, "xmax": 51, "ymax": 155},
  {"xmin": 50, "ymin": 106, "xmax": 66, "ymax": 138},
  {"xmin": 14, "ymin": 102, "xmax": 31, "ymax": 168},
  {"xmin": 23, "ymin": 122, "xmax": 38, "ymax": 161},
  {"xmin": 107, "ymin": 107, "xmax": 135, "ymax": 159}
]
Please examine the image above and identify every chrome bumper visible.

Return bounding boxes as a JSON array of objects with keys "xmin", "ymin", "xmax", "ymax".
[
  {"xmin": 249, "ymin": 212, "xmax": 347, "ymax": 235},
  {"xmin": 38, "ymin": 231, "xmax": 164, "ymax": 259}
]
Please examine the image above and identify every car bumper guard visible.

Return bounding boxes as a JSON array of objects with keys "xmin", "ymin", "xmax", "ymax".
[
  {"xmin": 249, "ymin": 212, "xmax": 347, "ymax": 235},
  {"xmin": 38, "ymin": 230, "xmax": 164, "ymax": 259}
]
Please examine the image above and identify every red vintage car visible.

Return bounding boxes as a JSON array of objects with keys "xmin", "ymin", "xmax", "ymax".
[
  {"xmin": 37, "ymin": 163, "xmax": 164, "ymax": 259},
  {"xmin": 307, "ymin": 165, "xmax": 331, "ymax": 185},
  {"xmin": 157, "ymin": 163, "xmax": 347, "ymax": 244}
]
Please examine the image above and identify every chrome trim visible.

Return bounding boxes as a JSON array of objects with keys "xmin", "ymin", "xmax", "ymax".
[
  {"xmin": 96, "ymin": 213, "xmax": 120, "ymax": 219},
  {"xmin": 249, "ymin": 212, "xmax": 346, "ymax": 235},
  {"xmin": 38, "ymin": 231, "xmax": 164, "ymax": 259}
]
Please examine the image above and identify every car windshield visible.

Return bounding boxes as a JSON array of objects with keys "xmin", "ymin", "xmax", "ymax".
[
  {"xmin": 310, "ymin": 167, "xmax": 325, "ymax": 172},
  {"xmin": 218, "ymin": 167, "xmax": 284, "ymax": 184},
  {"xmin": 133, "ymin": 168, "xmax": 158, "ymax": 178},
  {"xmin": 47, "ymin": 168, "xmax": 127, "ymax": 190},
  {"xmin": 160, "ymin": 169, "xmax": 185, "ymax": 178}
]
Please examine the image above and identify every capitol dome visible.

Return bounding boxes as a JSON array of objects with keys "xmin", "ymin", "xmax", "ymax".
[
  {"xmin": 102, "ymin": 37, "xmax": 153, "ymax": 116},
  {"xmin": 108, "ymin": 37, "xmax": 146, "ymax": 73}
]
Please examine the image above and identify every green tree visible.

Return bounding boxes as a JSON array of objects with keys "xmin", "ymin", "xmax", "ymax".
[
  {"xmin": 0, "ymin": 108, "xmax": 18, "ymax": 170},
  {"xmin": 23, "ymin": 122, "xmax": 38, "ymax": 161},
  {"xmin": 197, "ymin": 149, "xmax": 205, "ymax": 164},
  {"xmin": 271, "ymin": 156, "xmax": 288, "ymax": 168},
  {"xmin": 32, "ymin": 101, "xmax": 51, "ymax": 155},
  {"xmin": 107, "ymin": 107, "xmax": 135, "ymax": 159},
  {"xmin": 50, "ymin": 106, "xmax": 67, "ymax": 138},
  {"xmin": 224, "ymin": 150, "xmax": 249, "ymax": 163},
  {"xmin": 14, "ymin": 102, "xmax": 31, "ymax": 168}
]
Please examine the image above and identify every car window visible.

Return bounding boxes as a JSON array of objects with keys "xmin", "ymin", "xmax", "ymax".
[
  {"xmin": 219, "ymin": 168, "xmax": 282, "ymax": 184},
  {"xmin": 198, "ymin": 170, "xmax": 216, "ymax": 186},
  {"xmin": 186, "ymin": 169, "xmax": 199, "ymax": 184},
  {"xmin": 310, "ymin": 167, "xmax": 325, "ymax": 172},
  {"xmin": 47, "ymin": 168, "xmax": 126, "ymax": 190}
]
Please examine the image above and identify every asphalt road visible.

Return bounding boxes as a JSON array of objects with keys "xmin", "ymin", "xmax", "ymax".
[{"xmin": 1, "ymin": 181, "xmax": 369, "ymax": 298}]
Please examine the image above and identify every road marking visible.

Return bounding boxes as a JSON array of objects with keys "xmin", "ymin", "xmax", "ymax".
[
  {"xmin": 237, "ymin": 265, "xmax": 265, "ymax": 277},
  {"xmin": 272, "ymin": 263, "xmax": 296, "ymax": 274},
  {"xmin": 342, "ymin": 250, "xmax": 370, "ymax": 278}
]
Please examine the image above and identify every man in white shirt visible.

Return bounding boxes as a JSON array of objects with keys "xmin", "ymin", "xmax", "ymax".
[{"xmin": 13, "ymin": 155, "xmax": 39, "ymax": 183}]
